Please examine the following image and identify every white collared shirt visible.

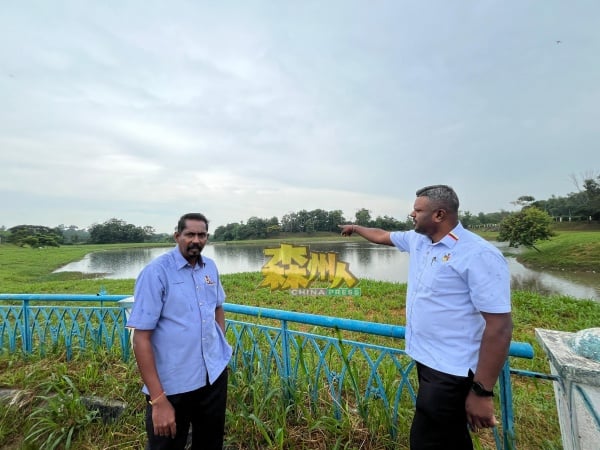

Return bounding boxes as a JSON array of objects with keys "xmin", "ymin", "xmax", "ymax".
[{"xmin": 390, "ymin": 223, "xmax": 511, "ymax": 376}]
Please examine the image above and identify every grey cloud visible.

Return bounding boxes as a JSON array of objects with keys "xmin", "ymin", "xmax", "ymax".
[{"xmin": 1, "ymin": 1, "xmax": 599, "ymax": 233}]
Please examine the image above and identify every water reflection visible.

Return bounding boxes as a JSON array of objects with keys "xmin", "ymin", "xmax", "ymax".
[
  {"xmin": 54, "ymin": 242, "xmax": 599, "ymax": 301},
  {"xmin": 306, "ymin": 242, "xmax": 409, "ymax": 283},
  {"xmin": 505, "ymin": 257, "xmax": 598, "ymax": 300}
]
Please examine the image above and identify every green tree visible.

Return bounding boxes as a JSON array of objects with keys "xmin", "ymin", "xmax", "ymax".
[
  {"xmin": 372, "ymin": 215, "xmax": 407, "ymax": 231},
  {"xmin": 498, "ymin": 207, "xmax": 555, "ymax": 251},
  {"xmin": 534, "ymin": 174, "xmax": 600, "ymax": 221},
  {"xmin": 326, "ymin": 210, "xmax": 346, "ymax": 232},
  {"xmin": 296, "ymin": 210, "xmax": 311, "ymax": 232},
  {"xmin": 245, "ymin": 216, "xmax": 269, "ymax": 239},
  {"xmin": 476, "ymin": 210, "xmax": 511, "ymax": 226},
  {"xmin": 511, "ymin": 195, "xmax": 536, "ymax": 209},
  {"xmin": 266, "ymin": 217, "xmax": 280, "ymax": 235},
  {"xmin": 354, "ymin": 208, "xmax": 372, "ymax": 226},
  {"xmin": 459, "ymin": 211, "xmax": 477, "ymax": 229},
  {"xmin": 59, "ymin": 224, "xmax": 90, "ymax": 244},
  {"xmin": 307, "ymin": 209, "xmax": 328, "ymax": 232},
  {"xmin": 88, "ymin": 218, "xmax": 150, "ymax": 244},
  {"xmin": 0, "ymin": 225, "xmax": 9, "ymax": 244},
  {"xmin": 6, "ymin": 225, "xmax": 64, "ymax": 247},
  {"xmin": 213, "ymin": 223, "xmax": 241, "ymax": 241},
  {"xmin": 280, "ymin": 212, "xmax": 299, "ymax": 232},
  {"xmin": 582, "ymin": 176, "xmax": 600, "ymax": 220}
]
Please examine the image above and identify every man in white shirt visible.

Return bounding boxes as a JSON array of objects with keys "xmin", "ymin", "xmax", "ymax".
[{"xmin": 340, "ymin": 185, "xmax": 512, "ymax": 450}]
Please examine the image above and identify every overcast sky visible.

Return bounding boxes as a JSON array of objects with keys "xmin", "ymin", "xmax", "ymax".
[{"xmin": 1, "ymin": 2, "xmax": 598, "ymax": 234}]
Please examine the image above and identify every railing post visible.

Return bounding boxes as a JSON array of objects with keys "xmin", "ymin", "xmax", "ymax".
[
  {"xmin": 281, "ymin": 319, "xmax": 292, "ymax": 401},
  {"xmin": 98, "ymin": 287, "xmax": 106, "ymax": 348},
  {"xmin": 498, "ymin": 360, "xmax": 515, "ymax": 449},
  {"xmin": 117, "ymin": 296, "xmax": 135, "ymax": 361},
  {"xmin": 121, "ymin": 310, "xmax": 130, "ymax": 362},
  {"xmin": 22, "ymin": 299, "xmax": 32, "ymax": 354}
]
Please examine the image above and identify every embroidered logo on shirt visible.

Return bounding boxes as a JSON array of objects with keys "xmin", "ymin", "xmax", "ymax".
[
  {"xmin": 442, "ymin": 253, "xmax": 451, "ymax": 262},
  {"xmin": 204, "ymin": 275, "xmax": 215, "ymax": 285}
]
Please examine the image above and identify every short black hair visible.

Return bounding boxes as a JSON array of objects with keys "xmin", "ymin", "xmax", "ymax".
[
  {"xmin": 177, "ymin": 213, "xmax": 209, "ymax": 232},
  {"xmin": 416, "ymin": 185, "xmax": 459, "ymax": 213}
]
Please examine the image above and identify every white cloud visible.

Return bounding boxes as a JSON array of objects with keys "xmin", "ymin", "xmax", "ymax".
[{"xmin": 1, "ymin": 1, "xmax": 599, "ymax": 233}]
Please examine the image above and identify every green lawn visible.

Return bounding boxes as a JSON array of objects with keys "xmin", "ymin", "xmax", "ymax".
[{"xmin": 1, "ymin": 234, "xmax": 599, "ymax": 449}]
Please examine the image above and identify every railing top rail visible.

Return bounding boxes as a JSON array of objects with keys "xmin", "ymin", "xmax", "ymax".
[
  {"xmin": 225, "ymin": 302, "xmax": 406, "ymax": 339},
  {"xmin": 0, "ymin": 293, "xmax": 535, "ymax": 359},
  {"xmin": 224, "ymin": 303, "xmax": 534, "ymax": 359},
  {"xmin": 0, "ymin": 294, "xmax": 131, "ymax": 303}
]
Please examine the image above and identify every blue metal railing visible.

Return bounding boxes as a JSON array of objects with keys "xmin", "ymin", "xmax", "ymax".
[
  {"xmin": 0, "ymin": 294, "xmax": 542, "ymax": 449},
  {"xmin": 0, "ymin": 294, "xmax": 132, "ymax": 360}
]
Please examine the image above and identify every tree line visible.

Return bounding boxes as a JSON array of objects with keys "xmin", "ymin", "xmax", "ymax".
[
  {"xmin": 530, "ymin": 175, "xmax": 600, "ymax": 221},
  {"xmin": 1, "ymin": 174, "xmax": 598, "ymax": 246},
  {"xmin": 211, "ymin": 208, "xmax": 413, "ymax": 241},
  {"xmin": 1, "ymin": 209, "xmax": 498, "ymax": 246},
  {"xmin": 210, "ymin": 207, "xmax": 513, "ymax": 241},
  {"xmin": 210, "ymin": 174, "xmax": 600, "ymax": 241},
  {"xmin": 0, "ymin": 219, "xmax": 167, "ymax": 247}
]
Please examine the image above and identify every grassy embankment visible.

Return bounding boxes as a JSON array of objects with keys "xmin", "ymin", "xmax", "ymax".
[{"xmin": 1, "ymin": 230, "xmax": 599, "ymax": 449}]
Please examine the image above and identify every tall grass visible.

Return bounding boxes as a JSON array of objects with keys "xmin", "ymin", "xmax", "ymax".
[{"xmin": 24, "ymin": 374, "xmax": 100, "ymax": 449}]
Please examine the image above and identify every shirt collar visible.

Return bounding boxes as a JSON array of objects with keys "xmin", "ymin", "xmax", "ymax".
[{"xmin": 438, "ymin": 222, "xmax": 464, "ymax": 248}]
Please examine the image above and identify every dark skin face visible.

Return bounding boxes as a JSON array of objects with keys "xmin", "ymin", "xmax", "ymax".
[
  {"xmin": 410, "ymin": 196, "xmax": 437, "ymax": 237},
  {"xmin": 410, "ymin": 196, "xmax": 456, "ymax": 243},
  {"xmin": 174, "ymin": 219, "xmax": 209, "ymax": 266}
]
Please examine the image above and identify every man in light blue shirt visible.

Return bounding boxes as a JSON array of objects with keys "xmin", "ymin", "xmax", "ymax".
[
  {"xmin": 340, "ymin": 185, "xmax": 512, "ymax": 450},
  {"xmin": 127, "ymin": 213, "xmax": 232, "ymax": 450}
]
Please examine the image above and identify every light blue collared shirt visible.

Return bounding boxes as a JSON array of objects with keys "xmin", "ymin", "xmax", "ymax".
[
  {"xmin": 390, "ymin": 223, "xmax": 511, "ymax": 376},
  {"xmin": 127, "ymin": 247, "xmax": 232, "ymax": 395}
]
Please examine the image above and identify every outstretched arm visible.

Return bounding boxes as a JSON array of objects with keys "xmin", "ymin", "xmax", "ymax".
[{"xmin": 339, "ymin": 224, "xmax": 394, "ymax": 246}]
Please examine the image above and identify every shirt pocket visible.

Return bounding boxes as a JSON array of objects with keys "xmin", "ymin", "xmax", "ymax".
[
  {"xmin": 201, "ymin": 283, "xmax": 220, "ymax": 310},
  {"xmin": 431, "ymin": 263, "xmax": 467, "ymax": 296},
  {"xmin": 165, "ymin": 279, "xmax": 197, "ymax": 317}
]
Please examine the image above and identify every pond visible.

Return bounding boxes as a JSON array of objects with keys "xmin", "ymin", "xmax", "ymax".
[{"xmin": 53, "ymin": 241, "xmax": 600, "ymax": 301}]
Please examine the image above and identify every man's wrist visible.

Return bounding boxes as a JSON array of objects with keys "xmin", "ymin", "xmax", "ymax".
[
  {"xmin": 148, "ymin": 391, "xmax": 166, "ymax": 405},
  {"xmin": 471, "ymin": 381, "xmax": 494, "ymax": 397}
]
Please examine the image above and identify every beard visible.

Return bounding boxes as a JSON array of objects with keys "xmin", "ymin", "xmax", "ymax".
[
  {"xmin": 413, "ymin": 221, "xmax": 427, "ymax": 235},
  {"xmin": 187, "ymin": 244, "xmax": 203, "ymax": 254}
]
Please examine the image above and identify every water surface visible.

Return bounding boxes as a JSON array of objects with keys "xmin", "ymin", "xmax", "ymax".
[{"xmin": 54, "ymin": 241, "xmax": 599, "ymax": 301}]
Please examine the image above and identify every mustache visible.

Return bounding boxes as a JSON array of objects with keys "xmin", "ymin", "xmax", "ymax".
[{"xmin": 188, "ymin": 244, "xmax": 202, "ymax": 250}]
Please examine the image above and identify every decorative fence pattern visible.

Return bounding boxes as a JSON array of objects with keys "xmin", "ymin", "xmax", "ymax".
[
  {"xmin": 0, "ymin": 294, "xmax": 132, "ymax": 360},
  {"xmin": 0, "ymin": 294, "xmax": 547, "ymax": 449}
]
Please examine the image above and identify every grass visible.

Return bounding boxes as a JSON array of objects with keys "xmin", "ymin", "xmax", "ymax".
[
  {"xmin": 517, "ymin": 231, "xmax": 600, "ymax": 272},
  {"xmin": 1, "ymin": 231, "xmax": 600, "ymax": 449},
  {"xmin": 471, "ymin": 227, "xmax": 600, "ymax": 273}
]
